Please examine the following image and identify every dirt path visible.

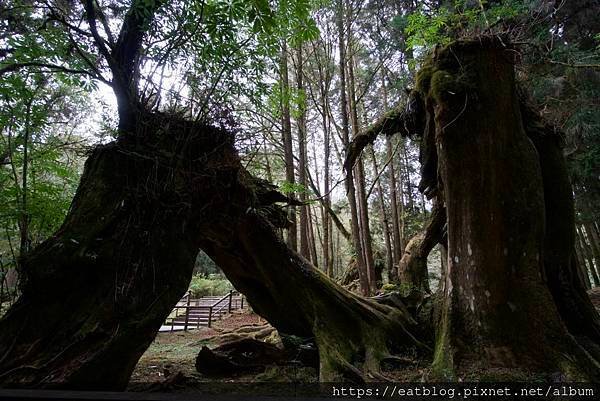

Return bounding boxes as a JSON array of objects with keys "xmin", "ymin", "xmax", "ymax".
[{"xmin": 129, "ymin": 310, "xmax": 283, "ymax": 389}]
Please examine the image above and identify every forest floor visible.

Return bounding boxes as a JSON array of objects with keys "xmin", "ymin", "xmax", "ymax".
[
  {"xmin": 129, "ymin": 288, "xmax": 600, "ymax": 391},
  {"xmin": 129, "ymin": 309, "xmax": 323, "ymax": 393},
  {"xmin": 128, "ymin": 308, "xmax": 425, "ymax": 393}
]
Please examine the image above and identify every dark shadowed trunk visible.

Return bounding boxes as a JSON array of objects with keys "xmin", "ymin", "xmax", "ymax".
[
  {"xmin": 0, "ymin": 117, "xmax": 228, "ymax": 388},
  {"xmin": 417, "ymin": 38, "xmax": 600, "ymax": 380},
  {"xmin": 0, "ymin": 112, "xmax": 425, "ymax": 388},
  {"xmin": 523, "ymin": 106, "xmax": 600, "ymax": 344}
]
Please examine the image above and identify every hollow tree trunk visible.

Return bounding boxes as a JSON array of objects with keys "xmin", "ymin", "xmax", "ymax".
[
  {"xmin": 0, "ymin": 113, "xmax": 425, "ymax": 388},
  {"xmin": 420, "ymin": 38, "xmax": 600, "ymax": 380}
]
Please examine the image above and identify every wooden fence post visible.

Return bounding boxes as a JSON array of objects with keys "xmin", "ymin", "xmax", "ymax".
[{"xmin": 184, "ymin": 290, "xmax": 191, "ymax": 331}]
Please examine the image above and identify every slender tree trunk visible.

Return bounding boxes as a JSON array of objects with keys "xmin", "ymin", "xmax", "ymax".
[
  {"xmin": 381, "ymin": 71, "xmax": 403, "ymax": 280},
  {"xmin": 584, "ymin": 222, "xmax": 600, "ymax": 276},
  {"xmin": 322, "ymin": 111, "xmax": 333, "ymax": 277},
  {"xmin": 575, "ymin": 229, "xmax": 593, "ymax": 289},
  {"xmin": 280, "ymin": 40, "xmax": 297, "ymax": 251},
  {"xmin": 402, "ymin": 144, "xmax": 414, "ymax": 211},
  {"xmin": 578, "ymin": 224, "xmax": 598, "ymax": 286},
  {"xmin": 370, "ymin": 147, "xmax": 393, "ymax": 281},
  {"xmin": 337, "ymin": 0, "xmax": 368, "ymax": 295},
  {"xmin": 296, "ymin": 44, "xmax": 311, "ymax": 259},
  {"xmin": 17, "ymin": 99, "xmax": 33, "ymax": 259},
  {"xmin": 346, "ymin": 32, "xmax": 376, "ymax": 294}
]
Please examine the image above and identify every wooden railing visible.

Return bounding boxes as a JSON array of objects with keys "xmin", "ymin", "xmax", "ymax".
[{"xmin": 165, "ymin": 290, "xmax": 244, "ymax": 331}]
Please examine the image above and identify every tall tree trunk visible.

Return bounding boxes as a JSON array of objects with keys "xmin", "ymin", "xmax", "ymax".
[
  {"xmin": 387, "ymin": 137, "xmax": 404, "ymax": 280},
  {"xmin": 347, "ymin": 32, "xmax": 376, "ymax": 294},
  {"xmin": 577, "ymin": 224, "xmax": 598, "ymax": 287},
  {"xmin": 381, "ymin": 71, "xmax": 403, "ymax": 280},
  {"xmin": 421, "ymin": 39, "xmax": 600, "ymax": 379},
  {"xmin": 322, "ymin": 107, "xmax": 333, "ymax": 277},
  {"xmin": 296, "ymin": 44, "xmax": 310, "ymax": 259},
  {"xmin": 400, "ymin": 143, "xmax": 413, "ymax": 212},
  {"xmin": 18, "ymin": 99, "xmax": 32, "ymax": 259},
  {"xmin": 336, "ymin": 0, "xmax": 368, "ymax": 295},
  {"xmin": 370, "ymin": 147, "xmax": 393, "ymax": 282},
  {"xmin": 318, "ymin": 62, "xmax": 333, "ymax": 277},
  {"xmin": 280, "ymin": 40, "xmax": 297, "ymax": 251},
  {"xmin": 584, "ymin": 222, "xmax": 600, "ymax": 277}
]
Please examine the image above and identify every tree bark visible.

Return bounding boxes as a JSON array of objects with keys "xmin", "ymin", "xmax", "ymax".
[
  {"xmin": 397, "ymin": 203, "xmax": 445, "ymax": 294},
  {"xmin": 296, "ymin": 44, "xmax": 310, "ymax": 260},
  {"xmin": 336, "ymin": 0, "xmax": 369, "ymax": 296},
  {"xmin": 370, "ymin": 147, "xmax": 393, "ymax": 281},
  {"xmin": 279, "ymin": 40, "xmax": 297, "ymax": 251},
  {"xmin": 418, "ymin": 38, "xmax": 600, "ymax": 379},
  {"xmin": 515, "ymin": 104, "xmax": 600, "ymax": 344},
  {"xmin": 0, "ymin": 113, "xmax": 425, "ymax": 388},
  {"xmin": 0, "ymin": 117, "xmax": 225, "ymax": 388}
]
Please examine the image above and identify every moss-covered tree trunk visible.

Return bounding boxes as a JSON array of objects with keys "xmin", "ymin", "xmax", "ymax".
[
  {"xmin": 0, "ymin": 117, "xmax": 225, "ymax": 389},
  {"xmin": 199, "ymin": 209, "xmax": 425, "ymax": 381},
  {"xmin": 0, "ymin": 113, "xmax": 425, "ymax": 389},
  {"xmin": 418, "ymin": 38, "xmax": 600, "ymax": 380}
]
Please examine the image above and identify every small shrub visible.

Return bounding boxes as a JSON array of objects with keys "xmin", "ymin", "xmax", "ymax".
[{"xmin": 188, "ymin": 275, "xmax": 233, "ymax": 298}]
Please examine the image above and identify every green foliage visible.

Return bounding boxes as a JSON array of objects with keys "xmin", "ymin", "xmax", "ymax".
[
  {"xmin": 0, "ymin": 68, "xmax": 88, "ymax": 274},
  {"xmin": 188, "ymin": 274, "xmax": 233, "ymax": 297},
  {"xmin": 279, "ymin": 181, "xmax": 308, "ymax": 195},
  {"xmin": 405, "ymin": 0, "xmax": 528, "ymax": 50},
  {"xmin": 405, "ymin": 6, "xmax": 452, "ymax": 50}
]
